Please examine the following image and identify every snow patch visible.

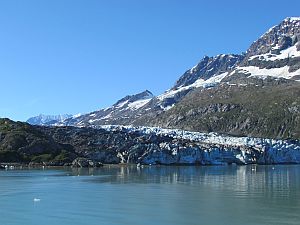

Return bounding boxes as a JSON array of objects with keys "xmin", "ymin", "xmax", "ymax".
[
  {"xmin": 128, "ymin": 98, "xmax": 151, "ymax": 110},
  {"xmin": 249, "ymin": 45, "xmax": 300, "ymax": 61},
  {"xmin": 72, "ymin": 113, "xmax": 82, "ymax": 119},
  {"xmin": 157, "ymin": 72, "xmax": 228, "ymax": 103},
  {"xmin": 236, "ymin": 66, "xmax": 300, "ymax": 80}
]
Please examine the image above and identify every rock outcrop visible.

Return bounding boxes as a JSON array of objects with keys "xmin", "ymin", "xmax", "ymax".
[{"xmin": 72, "ymin": 157, "xmax": 103, "ymax": 168}]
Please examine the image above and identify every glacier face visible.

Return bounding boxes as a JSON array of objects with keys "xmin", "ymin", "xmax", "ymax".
[{"xmin": 84, "ymin": 125, "xmax": 300, "ymax": 165}]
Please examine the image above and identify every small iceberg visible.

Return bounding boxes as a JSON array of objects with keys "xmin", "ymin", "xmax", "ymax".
[{"xmin": 33, "ymin": 198, "xmax": 41, "ymax": 202}]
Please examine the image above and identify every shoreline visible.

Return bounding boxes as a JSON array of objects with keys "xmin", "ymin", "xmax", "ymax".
[{"xmin": 1, "ymin": 162, "xmax": 300, "ymax": 170}]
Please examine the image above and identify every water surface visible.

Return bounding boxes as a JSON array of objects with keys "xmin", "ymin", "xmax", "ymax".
[{"xmin": 0, "ymin": 165, "xmax": 299, "ymax": 225}]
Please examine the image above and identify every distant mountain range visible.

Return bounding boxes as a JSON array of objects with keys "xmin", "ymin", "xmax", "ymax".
[
  {"xmin": 27, "ymin": 17, "xmax": 300, "ymax": 139},
  {"xmin": 27, "ymin": 114, "xmax": 73, "ymax": 126}
]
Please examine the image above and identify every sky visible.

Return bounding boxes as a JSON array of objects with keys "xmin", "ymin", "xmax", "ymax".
[{"xmin": 0, "ymin": 0, "xmax": 299, "ymax": 121}]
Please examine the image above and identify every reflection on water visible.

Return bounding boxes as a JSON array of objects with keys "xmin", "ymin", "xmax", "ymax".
[
  {"xmin": 69, "ymin": 165, "xmax": 300, "ymax": 195},
  {"xmin": 0, "ymin": 165, "xmax": 300, "ymax": 225}
]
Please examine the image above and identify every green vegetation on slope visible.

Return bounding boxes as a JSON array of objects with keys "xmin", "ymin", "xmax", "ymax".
[{"xmin": 0, "ymin": 118, "xmax": 76, "ymax": 163}]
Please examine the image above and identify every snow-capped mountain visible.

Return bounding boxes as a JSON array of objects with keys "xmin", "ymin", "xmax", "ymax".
[
  {"xmin": 228, "ymin": 17, "xmax": 300, "ymax": 81},
  {"xmin": 27, "ymin": 114, "xmax": 72, "ymax": 125},
  {"xmin": 154, "ymin": 54, "xmax": 244, "ymax": 110},
  {"xmin": 59, "ymin": 90, "xmax": 154, "ymax": 126},
  {"xmin": 55, "ymin": 54, "xmax": 245, "ymax": 127},
  {"xmin": 147, "ymin": 17, "xmax": 300, "ymax": 113},
  {"xmin": 173, "ymin": 54, "xmax": 244, "ymax": 88},
  {"xmin": 28, "ymin": 17, "xmax": 300, "ymax": 139},
  {"xmin": 246, "ymin": 17, "xmax": 300, "ymax": 58}
]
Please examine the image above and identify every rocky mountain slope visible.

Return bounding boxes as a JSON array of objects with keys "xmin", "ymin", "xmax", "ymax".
[
  {"xmin": 1, "ymin": 118, "xmax": 300, "ymax": 165},
  {"xmin": 152, "ymin": 78, "xmax": 300, "ymax": 139},
  {"xmin": 29, "ymin": 54, "xmax": 245, "ymax": 127},
  {"xmin": 149, "ymin": 17, "xmax": 300, "ymax": 139},
  {"xmin": 27, "ymin": 17, "xmax": 300, "ymax": 140}
]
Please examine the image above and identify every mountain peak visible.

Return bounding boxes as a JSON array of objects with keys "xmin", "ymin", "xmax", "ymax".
[
  {"xmin": 266, "ymin": 17, "xmax": 300, "ymax": 34},
  {"xmin": 173, "ymin": 54, "xmax": 244, "ymax": 89},
  {"xmin": 245, "ymin": 17, "xmax": 300, "ymax": 58},
  {"xmin": 284, "ymin": 17, "xmax": 300, "ymax": 22},
  {"xmin": 141, "ymin": 90, "xmax": 154, "ymax": 98},
  {"xmin": 114, "ymin": 90, "xmax": 154, "ymax": 107}
]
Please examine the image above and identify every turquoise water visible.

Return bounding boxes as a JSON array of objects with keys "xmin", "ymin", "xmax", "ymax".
[{"xmin": 0, "ymin": 165, "xmax": 300, "ymax": 225}]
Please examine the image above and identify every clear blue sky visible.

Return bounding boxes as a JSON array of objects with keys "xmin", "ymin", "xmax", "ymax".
[{"xmin": 0, "ymin": 0, "xmax": 299, "ymax": 121}]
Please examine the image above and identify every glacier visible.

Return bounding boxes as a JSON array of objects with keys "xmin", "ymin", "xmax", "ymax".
[{"xmin": 82, "ymin": 125, "xmax": 300, "ymax": 165}]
